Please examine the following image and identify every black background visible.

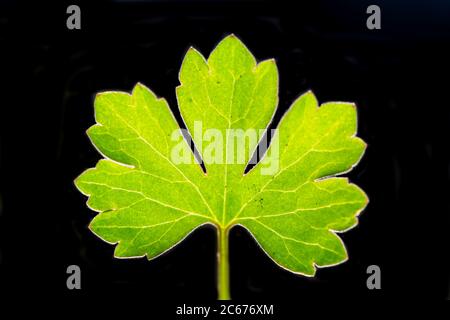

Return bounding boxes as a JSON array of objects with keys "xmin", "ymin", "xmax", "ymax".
[{"xmin": 1, "ymin": 0, "xmax": 450, "ymax": 304}]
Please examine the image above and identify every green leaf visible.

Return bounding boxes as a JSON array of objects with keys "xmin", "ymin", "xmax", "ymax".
[{"xmin": 75, "ymin": 34, "xmax": 368, "ymax": 289}]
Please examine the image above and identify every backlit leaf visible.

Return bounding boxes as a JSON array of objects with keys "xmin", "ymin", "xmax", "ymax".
[{"xmin": 75, "ymin": 34, "xmax": 368, "ymax": 279}]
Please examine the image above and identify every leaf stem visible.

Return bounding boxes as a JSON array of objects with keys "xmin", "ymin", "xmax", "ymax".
[{"xmin": 217, "ymin": 226, "xmax": 231, "ymax": 300}]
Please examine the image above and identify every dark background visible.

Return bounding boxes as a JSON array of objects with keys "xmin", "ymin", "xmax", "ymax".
[{"xmin": 1, "ymin": 0, "xmax": 450, "ymax": 304}]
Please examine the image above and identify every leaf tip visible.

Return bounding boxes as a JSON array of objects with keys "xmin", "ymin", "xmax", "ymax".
[
  {"xmin": 185, "ymin": 45, "xmax": 198, "ymax": 55},
  {"xmin": 361, "ymin": 139, "xmax": 368, "ymax": 151},
  {"xmin": 87, "ymin": 220, "xmax": 95, "ymax": 232},
  {"xmin": 216, "ymin": 33, "xmax": 247, "ymax": 51},
  {"xmin": 132, "ymin": 82, "xmax": 146, "ymax": 95},
  {"xmin": 135, "ymin": 81, "xmax": 145, "ymax": 88},
  {"xmin": 183, "ymin": 46, "xmax": 206, "ymax": 63},
  {"xmin": 73, "ymin": 173, "xmax": 82, "ymax": 188},
  {"xmin": 259, "ymin": 57, "xmax": 277, "ymax": 67},
  {"xmin": 73, "ymin": 169, "xmax": 93, "ymax": 196},
  {"xmin": 302, "ymin": 90, "xmax": 319, "ymax": 107},
  {"xmin": 88, "ymin": 214, "xmax": 104, "ymax": 236}
]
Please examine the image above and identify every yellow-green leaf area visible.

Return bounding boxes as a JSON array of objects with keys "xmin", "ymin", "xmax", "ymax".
[{"xmin": 75, "ymin": 34, "xmax": 368, "ymax": 277}]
